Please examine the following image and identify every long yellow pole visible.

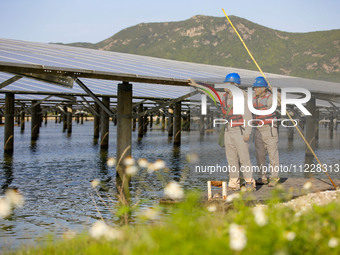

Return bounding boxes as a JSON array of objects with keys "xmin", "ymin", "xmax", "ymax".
[{"xmin": 222, "ymin": 9, "xmax": 337, "ymax": 189}]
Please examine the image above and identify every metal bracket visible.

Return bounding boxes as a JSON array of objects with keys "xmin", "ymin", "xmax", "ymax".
[{"xmin": 14, "ymin": 73, "xmax": 74, "ymax": 88}]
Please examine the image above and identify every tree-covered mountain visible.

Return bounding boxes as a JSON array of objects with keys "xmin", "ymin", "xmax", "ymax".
[{"xmin": 59, "ymin": 15, "xmax": 340, "ymax": 82}]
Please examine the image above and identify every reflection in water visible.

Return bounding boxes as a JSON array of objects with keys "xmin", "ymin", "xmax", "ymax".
[
  {"xmin": 0, "ymin": 121, "xmax": 338, "ymax": 249},
  {"xmin": 304, "ymin": 154, "xmax": 315, "ymax": 178},
  {"xmin": 171, "ymin": 146, "xmax": 181, "ymax": 182},
  {"xmin": 29, "ymin": 141, "xmax": 37, "ymax": 153},
  {"xmin": 1, "ymin": 154, "xmax": 13, "ymax": 191}
]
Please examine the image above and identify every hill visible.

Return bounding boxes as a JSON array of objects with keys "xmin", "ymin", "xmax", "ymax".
[{"xmin": 60, "ymin": 15, "xmax": 340, "ymax": 82}]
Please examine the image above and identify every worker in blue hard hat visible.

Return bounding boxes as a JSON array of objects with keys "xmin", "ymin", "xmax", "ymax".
[
  {"xmin": 252, "ymin": 76, "xmax": 280, "ymax": 187},
  {"xmin": 221, "ymin": 73, "xmax": 255, "ymax": 191}
]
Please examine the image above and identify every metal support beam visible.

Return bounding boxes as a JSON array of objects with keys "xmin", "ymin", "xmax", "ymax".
[
  {"xmin": 75, "ymin": 78, "xmax": 113, "ymax": 116},
  {"xmin": 135, "ymin": 90, "xmax": 198, "ymax": 119},
  {"xmin": 0, "ymin": 75, "xmax": 22, "ymax": 89},
  {"xmin": 80, "ymin": 96, "xmax": 99, "ymax": 117},
  {"xmin": 4, "ymin": 93, "xmax": 14, "ymax": 154}
]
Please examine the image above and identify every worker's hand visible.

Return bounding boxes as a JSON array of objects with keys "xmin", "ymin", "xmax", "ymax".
[
  {"xmin": 189, "ymin": 78, "xmax": 207, "ymax": 89},
  {"xmin": 188, "ymin": 78, "xmax": 199, "ymax": 87},
  {"xmin": 243, "ymin": 134, "xmax": 250, "ymax": 142}
]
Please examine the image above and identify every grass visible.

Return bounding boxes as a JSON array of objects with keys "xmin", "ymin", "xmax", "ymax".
[{"xmin": 6, "ymin": 189, "xmax": 340, "ymax": 255}]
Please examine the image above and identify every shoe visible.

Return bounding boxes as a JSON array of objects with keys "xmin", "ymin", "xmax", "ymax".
[
  {"xmin": 245, "ymin": 182, "xmax": 256, "ymax": 191},
  {"xmin": 256, "ymin": 178, "xmax": 269, "ymax": 185},
  {"xmin": 268, "ymin": 178, "xmax": 280, "ymax": 187},
  {"xmin": 227, "ymin": 186, "xmax": 240, "ymax": 191}
]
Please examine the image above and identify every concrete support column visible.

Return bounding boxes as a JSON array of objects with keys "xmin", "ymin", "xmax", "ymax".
[
  {"xmin": 149, "ymin": 114, "xmax": 153, "ymax": 130},
  {"xmin": 329, "ymin": 115, "xmax": 334, "ymax": 132},
  {"xmin": 20, "ymin": 107, "xmax": 25, "ymax": 132},
  {"xmin": 94, "ymin": 103, "xmax": 100, "ymax": 139},
  {"xmin": 315, "ymin": 109, "xmax": 319, "ymax": 140},
  {"xmin": 288, "ymin": 127, "xmax": 294, "ymax": 140},
  {"xmin": 138, "ymin": 104, "xmax": 144, "ymax": 138},
  {"xmin": 31, "ymin": 100, "xmax": 40, "ymax": 141},
  {"xmin": 174, "ymin": 101, "xmax": 182, "ymax": 146},
  {"xmin": 62, "ymin": 106, "xmax": 67, "ymax": 132},
  {"xmin": 132, "ymin": 110, "xmax": 136, "ymax": 132},
  {"xmin": 143, "ymin": 107, "xmax": 148, "ymax": 134},
  {"xmin": 67, "ymin": 104, "xmax": 72, "ymax": 134},
  {"xmin": 161, "ymin": 112, "xmax": 165, "ymax": 132},
  {"xmin": 168, "ymin": 106, "xmax": 174, "ymax": 137},
  {"xmin": 100, "ymin": 97, "xmax": 110, "ymax": 149},
  {"xmin": 4, "ymin": 93, "xmax": 14, "ymax": 154},
  {"xmin": 44, "ymin": 111, "xmax": 48, "ymax": 125},
  {"xmin": 116, "ymin": 82, "xmax": 132, "ymax": 199},
  {"xmin": 305, "ymin": 96, "xmax": 317, "ymax": 156},
  {"xmin": 199, "ymin": 113, "xmax": 205, "ymax": 136}
]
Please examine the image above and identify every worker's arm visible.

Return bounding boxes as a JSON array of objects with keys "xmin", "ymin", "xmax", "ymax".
[{"xmin": 189, "ymin": 79, "xmax": 222, "ymax": 105}]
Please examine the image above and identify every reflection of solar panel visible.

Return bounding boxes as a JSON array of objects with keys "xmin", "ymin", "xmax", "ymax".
[{"xmin": 0, "ymin": 38, "xmax": 339, "ymax": 104}]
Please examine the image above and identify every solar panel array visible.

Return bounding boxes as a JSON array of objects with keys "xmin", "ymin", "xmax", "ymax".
[{"xmin": 0, "ymin": 38, "xmax": 339, "ymax": 107}]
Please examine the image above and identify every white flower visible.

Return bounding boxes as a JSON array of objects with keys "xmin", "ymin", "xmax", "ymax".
[
  {"xmin": 5, "ymin": 189, "xmax": 24, "ymax": 208},
  {"xmin": 89, "ymin": 221, "xmax": 122, "ymax": 241},
  {"xmin": 229, "ymin": 223, "xmax": 247, "ymax": 251},
  {"xmin": 164, "ymin": 181, "xmax": 184, "ymax": 200},
  {"xmin": 91, "ymin": 179, "xmax": 100, "ymax": 188},
  {"xmin": 186, "ymin": 153, "xmax": 199, "ymax": 163},
  {"xmin": 0, "ymin": 197, "xmax": 11, "ymax": 218},
  {"xmin": 123, "ymin": 156, "xmax": 135, "ymax": 166},
  {"xmin": 303, "ymin": 181, "xmax": 312, "ymax": 190},
  {"xmin": 284, "ymin": 231, "xmax": 296, "ymax": 241},
  {"xmin": 328, "ymin": 237, "xmax": 339, "ymax": 248},
  {"xmin": 147, "ymin": 160, "xmax": 166, "ymax": 173},
  {"xmin": 142, "ymin": 208, "xmax": 159, "ymax": 220},
  {"xmin": 107, "ymin": 158, "xmax": 116, "ymax": 167},
  {"xmin": 137, "ymin": 158, "xmax": 149, "ymax": 168},
  {"xmin": 62, "ymin": 231, "xmax": 77, "ymax": 240},
  {"xmin": 125, "ymin": 165, "xmax": 139, "ymax": 176},
  {"xmin": 226, "ymin": 193, "xmax": 240, "ymax": 202},
  {"xmin": 90, "ymin": 221, "xmax": 107, "ymax": 239},
  {"xmin": 207, "ymin": 205, "xmax": 217, "ymax": 212},
  {"xmin": 252, "ymin": 206, "xmax": 268, "ymax": 226},
  {"xmin": 104, "ymin": 227, "xmax": 122, "ymax": 241},
  {"xmin": 152, "ymin": 160, "xmax": 166, "ymax": 170}
]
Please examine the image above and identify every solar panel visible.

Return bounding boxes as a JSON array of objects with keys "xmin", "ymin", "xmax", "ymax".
[{"xmin": 0, "ymin": 38, "xmax": 339, "ymax": 106}]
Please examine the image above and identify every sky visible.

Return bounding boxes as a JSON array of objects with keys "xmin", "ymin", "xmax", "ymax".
[{"xmin": 0, "ymin": 0, "xmax": 339, "ymax": 44}]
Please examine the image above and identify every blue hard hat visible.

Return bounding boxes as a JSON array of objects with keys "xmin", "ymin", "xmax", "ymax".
[
  {"xmin": 253, "ymin": 76, "xmax": 268, "ymax": 87},
  {"xmin": 224, "ymin": 73, "xmax": 241, "ymax": 85}
]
